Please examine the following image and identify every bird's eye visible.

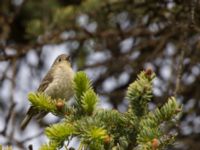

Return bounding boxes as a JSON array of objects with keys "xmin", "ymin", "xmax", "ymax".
[{"xmin": 58, "ymin": 58, "xmax": 62, "ymax": 62}]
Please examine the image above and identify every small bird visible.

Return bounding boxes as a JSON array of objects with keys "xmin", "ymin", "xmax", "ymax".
[{"xmin": 20, "ymin": 54, "xmax": 74, "ymax": 130}]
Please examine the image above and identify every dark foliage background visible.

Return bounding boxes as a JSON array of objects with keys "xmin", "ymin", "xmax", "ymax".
[{"xmin": 0, "ymin": 0, "xmax": 200, "ymax": 149}]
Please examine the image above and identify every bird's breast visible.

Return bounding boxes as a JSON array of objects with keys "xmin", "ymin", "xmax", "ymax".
[{"xmin": 44, "ymin": 66, "xmax": 74, "ymax": 101}]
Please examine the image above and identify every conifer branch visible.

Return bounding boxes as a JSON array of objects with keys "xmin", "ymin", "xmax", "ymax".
[
  {"xmin": 137, "ymin": 97, "xmax": 182, "ymax": 149},
  {"xmin": 81, "ymin": 89, "xmax": 98, "ymax": 115},
  {"xmin": 45, "ymin": 122, "xmax": 76, "ymax": 141},
  {"xmin": 126, "ymin": 70, "xmax": 155, "ymax": 117},
  {"xmin": 28, "ymin": 92, "xmax": 73, "ymax": 116},
  {"xmin": 39, "ymin": 141, "xmax": 58, "ymax": 150},
  {"xmin": 73, "ymin": 71, "xmax": 92, "ymax": 103},
  {"xmin": 26, "ymin": 70, "xmax": 182, "ymax": 150},
  {"xmin": 28, "ymin": 92, "xmax": 57, "ymax": 112}
]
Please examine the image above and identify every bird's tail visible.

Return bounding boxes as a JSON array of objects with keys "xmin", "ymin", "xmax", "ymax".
[
  {"xmin": 20, "ymin": 113, "xmax": 33, "ymax": 130},
  {"xmin": 20, "ymin": 106, "xmax": 36, "ymax": 130},
  {"xmin": 20, "ymin": 106, "xmax": 47, "ymax": 130}
]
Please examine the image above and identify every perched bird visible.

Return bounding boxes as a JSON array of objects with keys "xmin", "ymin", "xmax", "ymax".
[{"xmin": 20, "ymin": 54, "xmax": 74, "ymax": 130}]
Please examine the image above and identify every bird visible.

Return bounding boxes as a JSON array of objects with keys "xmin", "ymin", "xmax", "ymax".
[{"xmin": 20, "ymin": 54, "xmax": 74, "ymax": 130}]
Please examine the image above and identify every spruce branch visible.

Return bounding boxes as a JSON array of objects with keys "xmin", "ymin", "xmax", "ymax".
[
  {"xmin": 94, "ymin": 109, "xmax": 126, "ymax": 127},
  {"xmin": 28, "ymin": 92, "xmax": 73, "ymax": 116},
  {"xmin": 41, "ymin": 122, "xmax": 76, "ymax": 150},
  {"xmin": 73, "ymin": 71, "xmax": 92, "ymax": 103},
  {"xmin": 26, "ymin": 70, "xmax": 182, "ymax": 150},
  {"xmin": 126, "ymin": 70, "xmax": 155, "ymax": 117},
  {"xmin": 45, "ymin": 122, "xmax": 75, "ymax": 142},
  {"xmin": 39, "ymin": 141, "xmax": 59, "ymax": 150},
  {"xmin": 81, "ymin": 89, "xmax": 98, "ymax": 115},
  {"xmin": 28, "ymin": 92, "xmax": 57, "ymax": 112},
  {"xmin": 137, "ymin": 97, "xmax": 182, "ymax": 149},
  {"xmin": 75, "ymin": 117, "xmax": 108, "ymax": 150},
  {"xmin": 85, "ymin": 126, "xmax": 107, "ymax": 143}
]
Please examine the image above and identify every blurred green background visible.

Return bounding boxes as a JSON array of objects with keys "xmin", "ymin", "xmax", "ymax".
[{"xmin": 0, "ymin": 0, "xmax": 200, "ymax": 149}]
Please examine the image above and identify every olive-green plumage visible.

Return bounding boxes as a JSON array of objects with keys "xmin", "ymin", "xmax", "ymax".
[{"xmin": 20, "ymin": 54, "xmax": 74, "ymax": 130}]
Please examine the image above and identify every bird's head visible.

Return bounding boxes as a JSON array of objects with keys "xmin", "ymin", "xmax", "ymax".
[{"xmin": 53, "ymin": 54, "xmax": 71, "ymax": 67}]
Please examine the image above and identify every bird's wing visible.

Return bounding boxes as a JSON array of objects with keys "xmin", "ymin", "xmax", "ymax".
[
  {"xmin": 37, "ymin": 70, "xmax": 54, "ymax": 92},
  {"xmin": 21, "ymin": 69, "xmax": 54, "ymax": 130}
]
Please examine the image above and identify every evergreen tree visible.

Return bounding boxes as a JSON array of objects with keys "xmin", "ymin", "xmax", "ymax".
[{"xmin": 27, "ymin": 69, "xmax": 182, "ymax": 150}]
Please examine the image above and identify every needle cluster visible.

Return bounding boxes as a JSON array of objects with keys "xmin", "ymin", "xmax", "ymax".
[{"xmin": 28, "ymin": 71, "xmax": 182, "ymax": 150}]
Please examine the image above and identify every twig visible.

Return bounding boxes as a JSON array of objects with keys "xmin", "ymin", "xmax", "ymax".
[
  {"xmin": 1, "ymin": 102, "xmax": 16, "ymax": 136},
  {"xmin": 174, "ymin": 40, "xmax": 187, "ymax": 97},
  {"xmin": 28, "ymin": 144, "xmax": 33, "ymax": 150}
]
